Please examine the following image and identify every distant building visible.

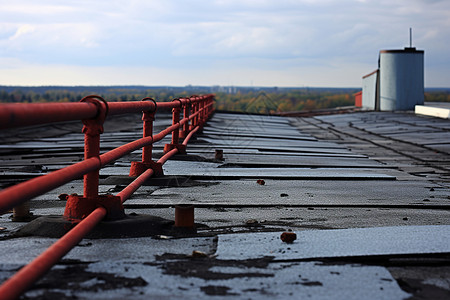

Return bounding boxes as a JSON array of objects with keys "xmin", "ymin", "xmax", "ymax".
[
  {"xmin": 354, "ymin": 91, "xmax": 362, "ymax": 107},
  {"xmin": 361, "ymin": 47, "xmax": 424, "ymax": 111}
]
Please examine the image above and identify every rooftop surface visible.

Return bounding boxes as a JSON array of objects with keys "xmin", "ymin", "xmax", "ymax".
[{"xmin": 0, "ymin": 109, "xmax": 449, "ymax": 299}]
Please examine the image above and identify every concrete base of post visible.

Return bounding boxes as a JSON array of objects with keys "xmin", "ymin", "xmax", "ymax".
[
  {"xmin": 163, "ymin": 144, "xmax": 187, "ymax": 154},
  {"xmin": 129, "ymin": 161, "xmax": 163, "ymax": 177},
  {"xmin": 63, "ymin": 194, "xmax": 125, "ymax": 222}
]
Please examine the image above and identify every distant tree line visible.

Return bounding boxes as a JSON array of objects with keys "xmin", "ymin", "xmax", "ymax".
[
  {"xmin": 0, "ymin": 86, "xmax": 358, "ymax": 114},
  {"xmin": 214, "ymin": 90, "xmax": 357, "ymax": 114},
  {"xmin": 1, "ymin": 86, "xmax": 448, "ymax": 114},
  {"xmin": 424, "ymin": 91, "xmax": 450, "ymax": 103}
]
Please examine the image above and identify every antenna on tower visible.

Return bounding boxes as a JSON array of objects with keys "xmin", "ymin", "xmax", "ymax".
[{"xmin": 409, "ymin": 27, "xmax": 412, "ymax": 48}]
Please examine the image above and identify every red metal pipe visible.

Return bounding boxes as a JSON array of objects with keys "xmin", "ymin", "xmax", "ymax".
[
  {"xmin": 142, "ymin": 110, "xmax": 155, "ymax": 164},
  {"xmin": 180, "ymin": 100, "xmax": 190, "ymax": 139},
  {"xmin": 108, "ymin": 101, "xmax": 156, "ymax": 115},
  {"xmin": 197, "ymin": 101, "xmax": 203, "ymax": 125},
  {"xmin": 100, "ymin": 137, "xmax": 153, "ymax": 166},
  {"xmin": 182, "ymin": 126, "xmax": 200, "ymax": 146},
  {"xmin": 193, "ymin": 102, "xmax": 199, "ymax": 128},
  {"xmin": 171, "ymin": 101, "xmax": 181, "ymax": 145},
  {"xmin": 0, "ymin": 206, "xmax": 107, "ymax": 300},
  {"xmin": 0, "ymin": 158, "xmax": 100, "ymax": 215},
  {"xmin": 102, "ymin": 98, "xmax": 205, "ymax": 166},
  {"xmin": 80, "ymin": 97, "xmax": 107, "ymax": 199},
  {"xmin": 117, "ymin": 168, "xmax": 154, "ymax": 203},
  {"xmin": 158, "ymin": 125, "xmax": 201, "ymax": 165},
  {"xmin": 83, "ymin": 133, "xmax": 101, "ymax": 198},
  {"xmin": 0, "ymin": 99, "xmax": 208, "ymax": 215},
  {"xmin": 189, "ymin": 110, "xmax": 200, "ymax": 121},
  {"xmin": 121, "ymin": 113, "xmax": 204, "ymax": 201},
  {"xmin": 156, "ymin": 101, "xmax": 180, "ymax": 110},
  {"xmin": 0, "ymin": 102, "xmax": 98, "ymax": 129},
  {"xmin": 0, "ymin": 121, "xmax": 206, "ymax": 298},
  {"xmin": 109, "ymin": 99, "xmax": 183, "ymax": 115},
  {"xmin": 157, "ymin": 148, "xmax": 179, "ymax": 165},
  {"xmin": 189, "ymin": 102, "xmax": 195, "ymax": 131},
  {"xmin": 153, "ymin": 122, "xmax": 181, "ymax": 143},
  {"xmin": 127, "ymin": 98, "xmax": 158, "ymax": 178},
  {"xmin": 0, "ymin": 94, "xmax": 215, "ymax": 300},
  {"xmin": 102, "ymin": 121, "xmax": 181, "ymax": 166},
  {"xmin": 109, "ymin": 98, "xmax": 185, "ymax": 115},
  {"xmin": 0, "ymin": 98, "xmax": 190, "ymax": 130}
]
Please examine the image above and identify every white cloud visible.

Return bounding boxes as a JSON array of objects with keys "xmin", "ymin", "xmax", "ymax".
[
  {"xmin": 0, "ymin": 0, "xmax": 449, "ymax": 86},
  {"xmin": 9, "ymin": 24, "xmax": 35, "ymax": 40}
]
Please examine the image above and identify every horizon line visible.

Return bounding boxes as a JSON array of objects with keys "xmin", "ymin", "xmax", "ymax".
[{"xmin": 1, "ymin": 84, "xmax": 449, "ymax": 90}]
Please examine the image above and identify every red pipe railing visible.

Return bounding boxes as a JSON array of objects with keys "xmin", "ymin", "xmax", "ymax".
[
  {"xmin": 0, "ymin": 94, "xmax": 214, "ymax": 215},
  {"xmin": 0, "ymin": 93, "xmax": 215, "ymax": 299},
  {"xmin": 0, "ymin": 102, "xmax": 98, "ymax": 129}
]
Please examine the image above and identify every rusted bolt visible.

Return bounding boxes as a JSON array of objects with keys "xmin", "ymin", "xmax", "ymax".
[
  {"xmin": 280, "ymin": 231, "xmax": 297, "ymax": 243},
  {"xmin": 256, "ymin": 179, "xmax": 265, "ymax": 185},
  {"xmin": 174, "ymin": 204, "xmax": 195, "ymax": 228},
  {"xmin": 215, "ymin": 149, "xmax": 223, "ymax": 160}
]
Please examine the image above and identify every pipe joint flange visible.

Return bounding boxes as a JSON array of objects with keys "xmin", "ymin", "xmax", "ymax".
[
  {"xmin": 171, "ymin": 98, "xmax": 183, "ymax": 111},
  {"xmin": 141, "ymin": 97, "xmax": 157, "ymax": 113},
  {"xmin": 80, "ymin": 95, "xmax": 109, "ymax": 135}
]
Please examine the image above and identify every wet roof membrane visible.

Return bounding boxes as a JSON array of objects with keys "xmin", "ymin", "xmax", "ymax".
[{"xmin": 0, "ymin": 110, "xmax": 449, "ymax": 299}]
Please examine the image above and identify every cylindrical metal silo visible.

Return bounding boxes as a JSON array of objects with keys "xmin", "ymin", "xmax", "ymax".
[{"xmin": 379, "ymin": 48, "xmax": 424, "ymax": 111}]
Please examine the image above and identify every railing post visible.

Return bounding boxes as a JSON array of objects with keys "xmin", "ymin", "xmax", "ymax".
[
  {"xmin": 190, "ymin": 100, "xmax": 198, "ymax": 131},
  {"xmin": 142, "ymin": 101, "xmax": 156, "ymax": 163},
  {"xmin": 64, "ymin": 96, "xmax": 124, "ymax": 222},
  {"xmin": 179, "ymin": 98, "xmax": 190, "ymax": 139},
  {"xmin": 172, "ymin": 101, "xmax": 181, "ymax": 144},
  {"xmin": 78, "ymin": 96, "xmax": 107, "ymax": 198},
  {"xmin": 164, "ymin": 99, "xmax": 187, "ymax": 154},
  {"xmin": 129, "ymin": 98, "xmax": 163, "ymax": 177},
  {"xmin": 197, "ymin": 97, "xmax": 206, "ymax": 132},
  {"xmin": 195, "ymin": 97, "xmax": 200, "ymax": 129},
  {"xmin": 202, "ymin": 98, "xmax": 207, "ymax": 124}
]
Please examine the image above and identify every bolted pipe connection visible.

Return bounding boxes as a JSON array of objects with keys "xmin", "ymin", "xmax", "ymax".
[{"xmin": 63, "ymin": 96, "xmax": 125, "ymax": 222}]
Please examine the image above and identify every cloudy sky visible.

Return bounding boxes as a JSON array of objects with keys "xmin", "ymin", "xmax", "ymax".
[{"xmin": 0, "ymin": 0, "xmax": 449, "ymax": 87}]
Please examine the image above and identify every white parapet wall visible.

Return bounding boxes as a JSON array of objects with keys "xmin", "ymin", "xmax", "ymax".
[
  {"xmin": 415, "ymin": 104, "xmax": 450, "ymax": 119},
  {"xmin": 362, "ymin": 70, "xmax": 378, "ymax": 110}
]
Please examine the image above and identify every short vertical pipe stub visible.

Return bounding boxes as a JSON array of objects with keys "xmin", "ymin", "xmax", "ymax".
[
  {"xmin": 215, "ymin": 149, "xmax": 224, "ymax": 161},
  {"xmin": 12, "ymin": 201, "xmax": 32, "ymax": 222},
  {"xmin": 174, "ymin": 204, "xmax": 194, "ymax": 228}
]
